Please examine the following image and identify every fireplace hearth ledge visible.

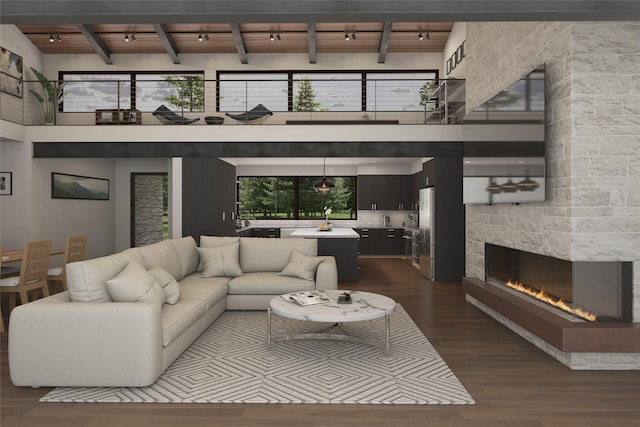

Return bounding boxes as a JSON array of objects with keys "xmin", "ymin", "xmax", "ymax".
[{"xmin": 462, "ymin": 277, "xmax": 640, "ymax": 370}]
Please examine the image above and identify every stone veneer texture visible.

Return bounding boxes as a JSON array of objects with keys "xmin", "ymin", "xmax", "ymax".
[{"xmin": 463, "ymin": 22, "xmax": 640, "ymax": 368}]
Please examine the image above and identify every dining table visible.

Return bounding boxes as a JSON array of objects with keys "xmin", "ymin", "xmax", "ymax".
[{"xmin": 1, "ymin": 248, "xmax": 64, "ymax": 278}]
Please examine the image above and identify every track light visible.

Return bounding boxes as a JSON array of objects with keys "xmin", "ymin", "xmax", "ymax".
[
  {"xmin": 125, "ymin": 33, "xmax": 135, "ymax": 42},
  {"xmin": 49, "ymin": 34, "xmax": 61, "ymax": 43},
  {"xmin": 49, "ymin": 34, "xmax": 55, "ymax": 43},
  {"xmin": 276, "ymin": 33, "xmax": 281, "ymax": 40},
  {"xmin": 198, "ymin": 33, "xmax": 203, "ymax": 41},
  {"xmin": 57, "ymin": 34, "xmax": 62, "ymax": 42},
  {"xmin": 125, "ymin": 34, "xmax": 130, "ymax": 42},
  {"xmin": 425, "ymin": 32, "xmax": 430, "ymax": 39},
  {"xmin": 270, "ymin": 33, "xmax": 275, "ymax": 41},
  {"xmin": 418, "ymin": 33, "xmax": 424, "ymax": 40},
  {"xmin": 351, "ymin": 32, "xmax": 356, "ymax": 40},
  {"xmin": 344, "ymin": 32, "xmax": 349, "ymax": 41}
]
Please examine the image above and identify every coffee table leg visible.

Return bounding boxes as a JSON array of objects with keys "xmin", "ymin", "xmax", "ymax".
[
  {"xmin": 385, "ymin": 313, "xmax": 390, "ymax": 355},
  {"xmin": 268, "ymin": 307, "xmax": 272, "ymax": 350}
]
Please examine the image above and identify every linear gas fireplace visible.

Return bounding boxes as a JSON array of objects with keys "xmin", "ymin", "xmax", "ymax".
[{"xmin": 485, "ymin": 244, "xmax": 633, "ymax": 323}]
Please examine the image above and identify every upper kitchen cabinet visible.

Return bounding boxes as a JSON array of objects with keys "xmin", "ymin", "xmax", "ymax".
[{"xmin": 358, "ymin": 175, "xmax": 412, "ymax": 210}]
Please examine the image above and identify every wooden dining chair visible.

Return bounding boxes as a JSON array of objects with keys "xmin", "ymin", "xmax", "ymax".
[
  {"xmin": 47, "ymin": 235, "xmax": 88, "ymax": 293},
  {"xmin": 0, "ymin": 240, "xmax": 52, "ymax": 313}
]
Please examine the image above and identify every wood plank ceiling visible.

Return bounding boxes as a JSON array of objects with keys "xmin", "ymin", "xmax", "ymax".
[{"xmin": 16, "ymin": 22, "xmax": 453, "ymax": 64}]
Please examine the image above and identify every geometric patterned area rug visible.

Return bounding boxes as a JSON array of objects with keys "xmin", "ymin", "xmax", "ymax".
[{"xmin": 40, "ymin": 305, "xmax": 474, "ymax": 405}]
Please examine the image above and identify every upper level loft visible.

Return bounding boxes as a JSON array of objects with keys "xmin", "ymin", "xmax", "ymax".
[{"xmin": 1, "ymin": 75, "xmax": 466, "ymax": 127}]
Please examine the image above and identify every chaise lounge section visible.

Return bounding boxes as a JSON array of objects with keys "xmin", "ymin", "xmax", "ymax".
[{"xmin": 8, "ymin": 236, "xmax": 337, "ymax": 388}]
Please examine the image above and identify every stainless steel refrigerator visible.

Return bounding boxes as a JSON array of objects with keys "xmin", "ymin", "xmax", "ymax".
[{"xmin": 419, "ymin": 187, "xmax": 435, "ymax": 280}]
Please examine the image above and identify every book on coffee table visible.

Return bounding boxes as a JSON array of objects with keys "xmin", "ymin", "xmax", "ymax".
[{"xmin": 281, "ymin": 290, "xmax": 332, "ymax": 306}]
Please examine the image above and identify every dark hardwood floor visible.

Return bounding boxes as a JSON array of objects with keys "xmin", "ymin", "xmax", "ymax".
[{"xmin": 2, "ymin": 257, "xmax": 640, "ymax": 427}]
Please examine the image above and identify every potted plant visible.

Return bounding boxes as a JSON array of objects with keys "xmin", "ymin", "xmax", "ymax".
[
  {"xmin": 29, "ymin": 67, "xmax": 66, "ymax": 124},
  {"xmin": 419, "ymin": 80, "xmax": 439, "ymax": 124}
]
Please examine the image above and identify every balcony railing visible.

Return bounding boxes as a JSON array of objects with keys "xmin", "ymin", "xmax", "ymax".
[{"xmin": 0, "ymin": 78, "xmax": 466, "ymax": 126}]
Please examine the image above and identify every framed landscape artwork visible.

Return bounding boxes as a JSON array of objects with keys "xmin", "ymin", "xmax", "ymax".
[
  {"xmin": 0, "ymin": 172, "xmax": 12, "ymax": 195},
  {"xmin": 52, "ymin": 172, "xmax": 110, "ymax": 200},
  {"xmin": 0, "ymin": 47, "xmax": 23, "ymax": 98}
]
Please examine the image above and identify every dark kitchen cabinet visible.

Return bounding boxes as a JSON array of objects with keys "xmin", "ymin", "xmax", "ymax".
[
  {"xmin": 411, "ymin": 170, "xmax": 426, "ymax": 210},
  {"xmin": 355, "ymin": 228, "xmax": 403, "ymax": 255},
  {"xmin": 358, "ymin": 175, "xmax": 412, "ymax": 210},
  {"xmin": 182, "ymin": 158, "xmax": 237, "ymax": 243},
  {"xmin": 250, "ymin": 228, "xmax": 281, "ymax": 238}
]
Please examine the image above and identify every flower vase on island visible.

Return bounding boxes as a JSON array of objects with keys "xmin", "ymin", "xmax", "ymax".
[{"xmin": 319, "ymin": 206, "xmax": 332, "ymax": 231}]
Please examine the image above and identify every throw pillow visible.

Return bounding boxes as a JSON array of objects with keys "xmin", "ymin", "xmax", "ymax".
[
  {"xmin": 105, "ymin": 260, "xmax": 165, "ymax": 306},
  {"xmin": 197, "ymin": 242, "xmax": 243, "ymax": 278},
  {"xmin": 278, "ymin": 250, "xmax": 324, "ymax": 281},
  {"xmin": 148, "ymin": 266, "xmax": 181, "ymax": 304}
]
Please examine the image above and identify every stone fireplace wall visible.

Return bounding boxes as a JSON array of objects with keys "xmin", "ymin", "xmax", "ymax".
[
  {"xmin": 463, "ymin": 22, "xmax": 640, "ymax": 369},
  {"xmin": 464, "ymin": 22, "xmax": 640, "ymax": 323}
]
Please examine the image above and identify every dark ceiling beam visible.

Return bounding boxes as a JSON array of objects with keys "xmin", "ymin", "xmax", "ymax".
[
  {"xmin": 153, "ymin": 23, "xmax": 180, "ymax": 64},
  {"xmin": 230, "ymin": 23, "xmax": 248, "ymax": 64},
  {"xmin": 307, "ymin": 22, "xmax": 317, "ymax": 64},
  {"xmin": 378, "ymin": 22, "xmax": 392, "ymax": 64},
  {"xmin": 2, "ymin": 1, "xmax": 640, "ymax": 24},
  {"xmin": 33, "ymin": 141, "xmax": 464, "ymax": 159},
  {"xmin": 76, "ymin": 24, "xmax": 112, "ymax": 65}
]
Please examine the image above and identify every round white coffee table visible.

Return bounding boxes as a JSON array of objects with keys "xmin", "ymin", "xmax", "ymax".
[{"xmin": 268, "ymin": 290, "xmax": 396, "ymax": 354}]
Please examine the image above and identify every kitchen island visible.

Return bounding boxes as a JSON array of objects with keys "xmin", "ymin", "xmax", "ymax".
[{"xmin": 290, "ymin": 227, "xmax": 359, "ymax": 282}]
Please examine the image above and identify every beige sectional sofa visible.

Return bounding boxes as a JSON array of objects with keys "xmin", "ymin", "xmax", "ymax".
[{"xmin": 8, "ymin": 236, "xmax": 337, "ymax": 388}]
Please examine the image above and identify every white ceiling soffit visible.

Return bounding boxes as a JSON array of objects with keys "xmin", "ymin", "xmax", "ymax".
[
  {"xmin": 220, "ymin": 157, "xmax": 428, "ymax": 167},
  {"xmin": 2, "ymin": 1, "xmax": 640, "ymax": 24}
]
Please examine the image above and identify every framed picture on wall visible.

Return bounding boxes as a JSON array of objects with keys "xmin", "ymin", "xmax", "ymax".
[
  {"xmin": 0, "ymin": 172, "xmax": 12, "ymax": 195},
  {"xmin": 51, "ymin": 172, "xmax": 110, "ymax": 200},
  {"xmin": 0, "ymin": 47, "xmax": 24, "ymax": 98}
]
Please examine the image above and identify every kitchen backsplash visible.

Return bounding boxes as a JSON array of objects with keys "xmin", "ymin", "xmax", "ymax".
[{"xmin": 245, "ymin": 210, "xmax": 417, "ymax": 229}]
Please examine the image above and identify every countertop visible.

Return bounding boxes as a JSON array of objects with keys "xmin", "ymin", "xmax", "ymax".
[{"xmin": 289, "ymin": 227, "xmax": 360, "ymax": 238}]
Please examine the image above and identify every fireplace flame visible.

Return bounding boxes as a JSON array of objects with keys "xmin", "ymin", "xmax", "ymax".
[{"xmin": 505, "ymin": 280, "xmax": 597, "ymax": 322}]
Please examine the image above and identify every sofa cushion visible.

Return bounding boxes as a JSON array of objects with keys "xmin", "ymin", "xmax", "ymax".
[
  {"xmin": 179, "ymin": 273, "xmax": 229, "ymax": 311},
  {"xmin": 239, "ymin": 237, "xmax": 318, "ymax": 273},
  {"xmin": 66, "ymin": 253, "xmax": 134, "ymax": 302},
  {"xmin": 200, "ymin": 235, "xmax": 240, "ymax": 248},
  {"xmin": 170, "ymin": 236, "xmax": 199, "ymax": 278},
  {"xmin": 120, "ymin": 247, "xmax": 144, "ymax": 266},
  {"xmin": 279, "ymin": 250, "xmax": 324, "ymax": 281},
  {"xmin": 228, "ymin": 272, "xmax": 315, "ymax": 295},
  {"xmin": 148, "ymin": 266, "xmax": 181, "ymax": 304},
  {"xmin": 197, "ymin": 243, "xmax": 243, "ymax": 278},
  {"xmin": 198, "ymin": 236, "xmax": 240, "ymax": 270},
  {"xmin": 139, "ymin": 239, "xmax": 184, "ymax": 281},
  {"xmin": 161, "ymin": 298, "xmax": 206, "ymax": 347},
  {"xmin": 105, "ymin": 260, "xmax": 166, "ymax": 306}
]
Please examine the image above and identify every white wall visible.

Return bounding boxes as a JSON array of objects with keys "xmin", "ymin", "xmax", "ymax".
[
  {"xmin": 442, "ymin": 22, "xmax": 467, "ymax": 79},
  {"xmin": 41, "ymin": 51, "xmax": 444, "ymax": 78},
  {"xmin": 30, "ymin": 157, "xmax": 116, "ymax": 263}
]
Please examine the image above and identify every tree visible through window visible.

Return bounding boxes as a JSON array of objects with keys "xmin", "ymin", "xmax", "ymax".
[{"xmin": 238, "ymin": 176, "xmax": 356, "ymax": 220}]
